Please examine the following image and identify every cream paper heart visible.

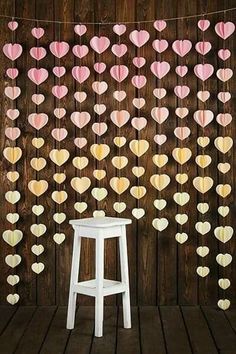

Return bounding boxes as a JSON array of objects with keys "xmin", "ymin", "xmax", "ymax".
[
  {"xmin": 197, "ymin": 90, "xmax": 210, "ymax": 102},
  {"xmin": 195, "ymin": 221, "xmax": 211, "ymax": 235},
  {"xmin": 150, "ymin": 174, "xmax": 170, "ymax": 191},
  {"xmin": 2, "ymin": 230, "xmax": 23, "ymax": 246},
  {"xmin": 74, "ymin": 202, "xmax": 87, "ymax": 213},
  {"xmin": 30, "ymin": 224, "xmax": 47, "ymax": 237},
  {"xmin": 7, "ymin": 275, "xmax": 20, "ymax": 286},
  {"xmin": 218, "ymin": 206, "xmax": 229, "ymax": 217},
  {"xmin": 7, "ymin": 294, "xmax": 20, "ymax": 305},
  {"xmin": 113, "ymin": 202, "xmax": 126, "ymax": 213},
  {"xmin": 130, "ymin": 186, "xmax": 146, "ymax": 199},
  {"xmin": 91, "ymin": 187, "xmax": 108, "ymax": 201},
  {"xmin": 216, "ymin": 184, "xmax": 231, "ymax": 198},
  {"xmin": 152, "ymin": 154, "xmax": 168, "ymax": 168},
  {"xmin": 112, "ymin": 156, "xmax": 128, "ymax": 169},
  {"xmin": 32, "ymin": 137, "xmax": 44, "ymax": 149},
  {"xmin": 113, "ymin": 90, "xmax": 126, "ymax": 101},
  {"xmin": 28, "ymin": 180, "xmax": 48, "ymax": 197},
  {"xmin": 5, "ymin": 254, "xmax": 21, "ymax": 268},
  {"xmin": 132, "ymin": 98, "xmax": 145, "ymax": 109},
  {"xmin": 94, "ymin": 104, "xmax": 106, "ymax": 115},
  {"xmin": 214, "ymin": 226, "xmax": 233, "ymax": 243},
  {"xmin": 110, "ymin": 177, "xmax": 130, "ymax": 194},
  {"xmin": 53, "ymin": 212, "xmax": 66, "ymax": 224},
  {"xmin": 173, "ymin": 192, "xmax": 190, "ymax": 206},
  {"xmin": 172, "ymin": 148, "xmax": 192, "ymax": 164},
  {"xmin": 216, "ymin": 253, "xmax": 232, "ymax": 267},
  {"xmin": 129, "ymin": 139, "xmax": 149, "ymax": 157},
  {"xmin": 152, "ymin": 218, "xmax": 169, "ymax": 231},
  {"xmin": 74, "ymin": 91, "xmax": 87, "ymax": 103},
  {"xmin": 175, "ymin": 214, "xmax": 188, "ymax": 225},
  {"xmin": 5, "ymin": 191, "xmax": 21, "ymax": 204},
  {"xmin": 32, "ymin": 205, "xmax": 44, "ymax": 216},
  {"xmin": 154, "ymin": 199, "xmax": 167, "ymax": 210},
  {"xmin": 32, "ymin": 262, "xmax": 45, "ymax": 274},
  {"xmin": 196, "ymin": 246, "xmax": 209, "ymax": 257},
  {"xmin": 113, "ymin": 136, "xmax": 126, "ymax": 147},
  {"xmin": 51, "ymin": 191, "xmax": 68, "ymax": 204},
  {"xmin": 31, "ymin": 244, "xmax": 44, "ymax": 256},
  {"xmin": 218, "ymin": 299, "xmax": 230, "ymax": 311},
  {"xmin": 90, "ymin": 144, "xmax": 110, "ymax": 160},
  {"xmin": 193, "ymin": 177, "xmax": 213, "ymax": 193},
  {"xmin": 218, "ymin": 163, "xmax": 231, "ymax": 174},
  {"xmin": 132, "ymin": 166, "xmax": 145, "ymax": 177},
  {"xmin": 53, "ymin": 233, "xmax": 66, "ymax": 244},
  {"xmin": 93, "ymin": 170, "xmax": 106, "ymax": 180},
  {"xmin": 132, "ymin": 208, "xmax": 145, "ymax": 219},
  {"xmin": 49, "ymin": 149, "xmax": 70, "ymax": 166},
  {"xmin": 71, "ymin": 177, "xmax": 91, "ymax": 194},
  {"xmin": 197, "ymin": 266, "xmax": 210, "ymax": 277},
  {"xmin": 93, "ymin": 210, "xmax": 106, "ymax": 218},
  {"xmin": 197, "ymin": 203, "xmax": 209, "ymax": 214},
  {"xmin": 73, "ymin": 156, "xmax": 89, "ymax": 170},
  {"xmin": 7, "ymin": 171, "xmax": 19, "ymax": 182},
  {"xmin": 214, "ymin": 137, "xmax": 233, "ymax": 154},
  {"xmin": 195, "ymin": 155, "xmax": 212, "ymax": 168},
  {"xmin": 53, "ymin": 173, "xmax": 66, "ymax": 184},
  {"xmin": 175, "ymin": 173, "xmax": 188, "ymax": 184},
  {"xmin": 6, "ymin": 213, "xmax": 19, "ymax": 224},
  {"xmin": 3, "ymin": 146, "xmax": 22, "ymax": 164},
  {"xmin": 175, "ymin": 107, "xmax": 189, "ymax": 118},
  {"xmin": 30, "ymin": 157, "xmax": 47, "ymax": 171},
  {"xmin": 218, "ymin": 278, "xmax": 231, "ymax": 290},
  {"xmin": 153, "ymin": 88, "xmax": 167, "ymax": 99},
  {"xmin": 197, "ymin": 136, "xmax": 210, "ymax": 148},
  {"xmin": 175, "ymin": 233, "xmax": 188, "ymax": 244}
]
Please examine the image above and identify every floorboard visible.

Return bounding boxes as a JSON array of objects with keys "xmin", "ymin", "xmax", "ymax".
[{"xmin": 0, "ymin": 306, "xmax": 18, "ymax": 335}]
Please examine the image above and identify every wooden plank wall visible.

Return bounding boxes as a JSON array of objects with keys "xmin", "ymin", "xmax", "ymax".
[{"xmin": 0, "ymin": 0, "xmax": 235, "ymax": 306}]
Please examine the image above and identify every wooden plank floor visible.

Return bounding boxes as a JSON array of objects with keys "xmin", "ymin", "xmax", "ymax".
[{"xmin": 0, "ymin": 306, "xmax": 236, "ymax": 354}]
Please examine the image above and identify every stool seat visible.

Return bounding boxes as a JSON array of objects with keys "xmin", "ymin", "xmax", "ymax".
[{"xmin": 69, "ymin": 216, "xmax": 132, "ymax": 228}]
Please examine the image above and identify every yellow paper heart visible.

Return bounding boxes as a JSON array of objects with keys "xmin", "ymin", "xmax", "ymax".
[
  {"xmin": 129, "ymin": 139, "xmax": 149, "ymax": 157},
  {"xmin": 197, "ymin": 136, "xmax": 210, "ymax": 148},
  {"xmin": 53, "ymin": 233, "xmax": 66, "ymax": 245},
  {"xmin": 53, "ymin": 173, "xmax": 66, "ymax": 184},
  {"xmin": 154, "ymin": 199, "xmax": 167, "ymax": 210},
  {"xmin": 218, "ymin": 299, "xmax": 230, "ymax": 310},
  {"xmin": 74, "ymin": 202, "xmax": 87, "ymax": 213},
  {"xmin": 5, "ymin": 191, "xmax": 21, "ymax": 204},
  {"xmin": 130, "ymin": 186, "xmax": 146, "ymax": 199},
  {"xmin": 49, "ymin": 149, "xmax": 70, "ymax": 166},
  {"xmin": 197, "ymin": 266, "xmax": 210, "ymax": 277},
  {"xmin": 32, "ymin": 262, "xmax": 45, "ymax": 274},
  {"xmin": 93, "ymin": 170, "xmax": 106, "ymax": 180},
  {"xmin": 112, "ymin": 156, "xmax": 128, "ymax": 169},
  {"xmin": 7, "ymin": 294, "xmax": 20, "ymax": 305},
  {"xmin": 90, "ymin": 144, "xmax": 110, "ymax": 161},
  {"xmin": 3, "ymin": 147, "xmax": 22, "ymax": 164},
  {"xmin": 113, "ymin": 202, "xmax": 126, "ymax": 213},
  {"xmin": 152, "ymin": 218, "xmax": 169, "ymax": 231},
  {"xmin": 132, "ymin": 208, "xmax": 145, "ymax": 219},
  {"xmin": 7, "ymin": 171, "xmax": 19, "ymax": 182},
  {"xmin": 218, "ymin": 206, "xmax": 229, "ymax": 217},
  {"xmin": 152, "ymin": 154, "xmax": 168, "ymax": 168},
  {"xmin": 214, "ymin": 137, "xmax": 233, "ymax": 154},
  {"xmin": 31, "ymin": 244, "xmax": 44, "ymax": 256},
  {"xmin": 193, "ymin": 176, "xmax": 213, "ymax": 193},
  {"xmin": 110, "ymin": 177, "xmax": 130, "ymax": 194},
  {"xmin": 175, "ymin": 233, "xmax": 188, "ymax": 244},
  {"xmin": 32, "ymin": 205, "xmax": 44, "ymax": 216},
  {"xmin": 195, "ymin": 155, "xmax": 212, "ymax": 168},
  {"xmin": 28, "ymin": 180, "xmax": 48, "ymax": 197},
  {"xmin": 195, "ymin": 221, "xmax": 211, "ymax": 235},
  {"xmin": 5, "ymin": 254, "xmax": 21, "ymax": 268},
  {"xmin": 73, "ymin": 156, "xmax": 89, "ymax": 170},
  {"xmin": 132, "ymin": 166, "xmax": 145, "ymax": 178},
  {"xmin": 218, "ymin": 278, "xmax": 231, "ymax": 290},
  {"xmin": 173, "ymin": 192, "xmax": 190, "ymax": 206},
  {"xmin": 71, "ymin": 177, "xmax": 91, "ymax": 194},
  {"xmin": 216, "ymin": 184, "xmax": 231, "ymax": 198},
  {"xmin": 175, "ymin": 214, "xmax": 188, "ymax": 225},
  {"xmin": 51, "ymin": 191, "xmax": 68, "ymax": 204},
  {"xmin": 93, "ymin": 210, "xmax": 105, "ymax": 218},
  {"xmin": 2, "ymin": 230, "xmax": 23, "ymax": 247},
  {"xmin": 196, "ymin": 246, "xmax": 209, "ymax": 257},
  {"xmin": 53, "ymin": 213, "xmax": 66, "ymax": 224},
  {"xmin": 30, "ymin": 224, "xmax": 47, "ymax": 237},
  {"xmin": 91, "ymin": 187, "xmax": 108, "ymax": 201},
  {"xmin": 216, "ymin": 253, "xmax": 232, "ymax": 267},
  {"xmin": 197, "ymin": 203, "xmax": 209, "ymax": 214},
  {"xmin": 113, "ymin": 136, "xmax": 126, "ymax": 147},
  {"xmin": 172, "ymin": 148, "xmax": 192, "ymax": 165},
  {"xmin": 150, "ymin": 174, "xmax": 170, "ymax": 191},
  {"xmin": 7, "ymin": 275, "xmax": 20, "ymax": 286},
  {"xmin": 6, "ymin": 213, "xmax": 19, "ymax": 224},
  {"xmin": 30, "ymin": 157, "xmax": 47, "ymax": 171},
  {"xmin": 175, "ymin": 173, "xmax": 188, "ymax": 184},
  {"xmin": 32, "ymin": 137, "xmax": 45, "ymax": 149},
  {"xmin": 217, "ymin": 163, "xmax": 231, "ymax": 174},
  {"xmin": 214, "ymin": 226, "xmax": 233, "ymax": 243}
]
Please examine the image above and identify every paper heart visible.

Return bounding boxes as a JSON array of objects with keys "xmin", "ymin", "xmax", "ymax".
[
  {"xmin": 218, "ymin": 299, "xmax": 230, "ymax": 311},
  {"xmin": 32, "ymin": 94, "xmax": 45, "ymax": 105},
  {"xmin": 152, "ymin": 218, "xmax": 169, "ymax": 231},
  {"xmin": 92, "ymin": 81, "xmax": 108, "ymax": 95},
  {"xmin": 7, "ymin": 171, "xmax": 19, "ymax": 182},
  {"xmin": 193, "ymin": 176, "xmax": 213, "ymax": 193},
  {"xmin": 110, "ymin": 177, "xmax": 130, "ymax": 194},
  {"xmin": 7, "ymin": 275, "xmax": 20, "ymax": 286},
  {"xmin": 218, "ymin": 163, "xmax": 231, "ymax": 174},
  {"xmin": 113, "ymin": 24, "xmax": 126, "ymax": 35},
  {"xmin": 216, "ymin": 68, "xmax": 233, "ymax": 82},
  {"xmin": 215, "ymin": 21, "xmax": 235, "ymax": 39},
  {"xmin": 29, "ymin": 47, "xmax": 47, "ymax": 61},
  {"xmin": 174, "ymin": 85, "xmax": 190, "ymax": 99},
  {"xmin": 110, "ymin": 110, "xmax": 130, "ymax": 127},
  {"xmin": 150, "ymin": 174, "xmax": 170, "ymax": 191},
  {"xmin": 112, "ymin": 156, "xmax": 128, "ymax": 169},
  {"xmin": 152, "ymin": 39, "xmax": 168, "ymax": 53},
  {"xmin": 175, "ymin": 173, "xmax": 188, "ymax": 184},
  {"xmin": 6, "ymin": 68, "xmax": 19, "ymax": 79},
  {"xmin": 30, "ymin": 157, "xmax": 47, "ymax": 171},
  {"xmin": 153, "ymin": 20, "xmax": 167, "ymax": 32},
  {"xmin": 175, "ymin": 107, "xmax": 189, "ymax": 118},
  {"xmin": 51, "ymin": 191, "xmax": 68, "ymax": 204},
  {"xmin": 30, "ymin": 224, "xmax": 47, "ymax": 237},
  {"xmin": 197, "ymin": 203, "xmax": 209, "ymax": 214},
  {"xmin": 152, "ymin": 154, "xmax": 168, "ymax": 168},
  {"xmin": 74, "ymin": 137, "xmax": 87, "ymax": 149},
  {"xmin": 51, "ymin": 128, "xmax": 68, "ymax": 141},
  {"xmin": 218, "ymin": 278, "xmax": 230, "ymax": 290},
  {"xmin": 5, "ymin": 127, "xmax": 21, "ymax": 140},
  {"xmin": 214, "ymin": 226, "xmax": 233, "ymax": 243},
  {"xmin": 52, "ymin": 85, "xmax": 68, "ymax": 99},
  {"xmin": 172, "ymin": 148, "xmax": 192, "ymax": 164},
  {"xmin": 218, "ymin": 206, "xmax": 230, "ymax": 217},
  {"xmin": 49, "ymin": 41, "xmax": 69, "ymax": 58},
  {"xmin": 8, "ymin": 21, "xmax": 18, "ymax": 31},
  {"xmin": 173, "ymin": 192, "xmax": 190, "ymax": 206},
  {"xmin": 197, "ymin": 266, "xmax": 210, "ymax": 277},
  {"xmin": 71, "ymin": 177, "xmax": 91, "ymax": 194},
  {"xmin": 94, "ymin": 62, "xmax": 106, "ymax": 74},
  {"xmin": 216, "ymin": 184, "xmax": 231, "ymax": 198},
  {"xmin": 217, "ymin": 92, "xmax": 231, "ymax": 103},
  {"xmin": 6, "ymin": 213, "xmax": 19, "ymax": 224},
  {"xmin": 72, "ymin": 44, "xmax": 89, "ymax": 58},
  {"xmin": 5, "ymin": 254, "xmax": 21, "ymax": 268},
  {"xmin": 53, "ymin": 233, "xmax": 66, "ymax": 245},
  {"xmin": 132, "ymin": 208, "xmax": 145, "ymax": 219},
  {"xmin": 71, "ymin": 111, "xmax": 91, "ymax": 128},
  {"xmin": 94, "ymin": 104, "xmax": 106, "ymax": 115},
  {"xmin": 3, "ymin": 43, "xmax": 23, "ymax": 60},
  {"xmin": 112, "ymin": 44, "xmax": 127, "ymax": 57},
  {"xmin": 132, "ymin": 166, "xmax": 145, "ymax": 178},
  {"xmin": 198, "ymin": 19, "xmax": 210, "ymax": 31},
  {"xmin": 196, "ymin": 246, "xmax": 209, "ymax": 257},
  {"xmin": 174, "ymin": 127, "xmax": 190, "ymax": 140},
  {"xmin": 197, "ymin": 91, "xmax": 210, "ymax": 102},
  {"xmin": 31, "ymin": 27, "xmax": 45, "ymax": 39},
  {"xmin": 195, "ymin": 41, "xmax": 212, "ymax": 55},
  {"xmin": 28, "ymin": 180, "xmax": 48, "ymax": 197},
  {"xmin": 175, "ymin": 214, "xmax": 188, "ymax": 225},
  {"xmin": 131, "ymin": 117, "xmax": 147, "ymax": 131},
  {"xmin": 129, "ymin": 30, "xmax": 150, "ymax": 47},
  {"xmin": 130, "ymin": 186, "xmax": 146, "ymax": 199},
  {"xmin": 195, "ymin": 221, "xmax": 211, "ymax": 235},
  {"xmin": 53, "ymin": 212, "xmax": 66, "ymax": 224},
  {"xmin": 133, "ymin": 98, "xmax": 145, "ymax": 109},
  {"xmin": 150, "ymin": 61, "xmax": 170, "ymax": 79},
  {"xmin": 154, "ymin": 134, "xmax": 167, "ymax": 145},
  {"xmin": 72, "ymin": 156, "xmax": 89, "ymax": 170},
  {"xmin": 194, "ymin": 63, "xmax": 214, "ymax": 81},
  {"xmin": 113, "ymin": 136, "xmax": 126, "ymax": 147},
  {"xmin": 194, "ymin": 110, "xmax": 214, "ymax": 127},
  {"xmin": 153, "ymin": 88, "xmax": 167, "ymax": 99},
  {"xmin": 90, "ymin": 144, "xmax": 110, "ymax": 160},
  {"xmin": 6, "ymin": 109, "xmax": 19, "ymax": 121},
  {"xmin": 91, "ymin": 187, "xmax": 108, "ymax": 201},
  {"xmin": 129, "ymin": 140, "xmax": 149, "ymax": 157},
  {"xmin": 172, "ymin": 40, "xmax": 192, "ymax": 57},
  {"xmin": 93, "ymin": 210, "xmax": 106, "ymax": 218},
  {"xmin": 32, "ymin": 205, "xmax": 44, "ymax": 216},
  {"xmin": 131, "ymin": 75, "xmax": 146, "ymax": 88},
  {"xmin": 74, "ymin": 24, "xmax": 87, "ymax": 36},
  {"xmin": 218, "ymin": 49, "xmax": 231, "ymax": 61},
  {"xmin": 154, "ymin": 199, "xmax": 167, "ymax": 210},
  {"xmin": 49, "ymin": 149, "xmax": 70, "ymax": 166},
  {"xmin": 113, "ymin": 90, "xmax": 126, "ymax": 102},
  {"xmin": 32, "ymin": 262, "xmax": 45, "ymax": 274},
  {"xmin": 3, "ymin": 230, "xmax": 23, "ymax": 246},
  {"xmin": 214, "ymin": 137, "xmax": 233, "ymax": 154},
  {"xmin": 216, "ymin": 113, "xmax": 232, "ymax": 127},
  {"xmin": 93, "ymin": 170, "xmax": 106, "ymax": 180},
  {"xmin": 74, "ymin": 202, "xmax": 87, "ymax": 213},
  {"xmin": 28, "ymin": 113, "xmax": 48, "ymax": 131},
  {"xmin": 216, "ymin": 253, "xmax": 232, "ymax": 267},
  {"xmin": 4, "ymin": 147, "xmax": 22, "ymax": 164},
  {"xmin": 7, "ymin": 294, "xmax": 20, "ymax": 305},
  {"xmin": 113, "ymin": 202, "xmax": 126, "ymax": 213},
  {"xmin": 5, "ymin": 86, "xmax": 21, "ymax": 100},
  {"xmin": 90, "ymin": 36, "xmax": 110, "ymax": 53},
  {"xmin": 32, "ymin": 137, "xmax": 44, "ymax": 149},
  {"xmin": 133, "ymin": 57, "xmax": 146, "ymax": 68},
  {"xmin": 175, "ymin": 233, "xmax": 188, "ymax": 244},
  {"xmin": 151, "ymin": 107, "xmax": 169, "ymax": 124},
  {"xmin": 74, "ymin": 91, "xmax": 87, "ymax": 103},
  {"xmin": 32, "ymin": 244, "xmax": 44, "ymax": 256},
  {"xmin": 53, "ymin": 173, "xmax": 66, "ymax": 184},
  {"xmin": 195, "ymin": 155, "xmax": 212, "ymax": 168},
  {"xmin": 197, "ymin": 136, "xmax": 210, "ymax": 148},
  {"xmin": 175, "ymin": 65, "xmax": 188, "ymax": 77},
  {"xmin": 54, "ymin": 107, "xmax": 66, "ymax": 118}
]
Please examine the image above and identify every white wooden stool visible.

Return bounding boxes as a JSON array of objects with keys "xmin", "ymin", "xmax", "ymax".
[{"xmin": 66, "ymin": 216, "xmax": 132, "ymax": 337}]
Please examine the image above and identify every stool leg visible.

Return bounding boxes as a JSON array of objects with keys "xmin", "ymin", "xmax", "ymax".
[
  {"xmin": 95, "ymin": 235, "xmax": 104, "ymax": 337},
  {"xmin": 66, "ymin": 228, "xmax": 81, "ymax": 329},
  {"xmin": 119, "ymin": 225, "xmax": 131, "ymax": 329}
]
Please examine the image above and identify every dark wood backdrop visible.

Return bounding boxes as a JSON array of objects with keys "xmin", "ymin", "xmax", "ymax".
[{"xmin": 0, "ymin": 0, "xmax": 235, "ymax": 306}]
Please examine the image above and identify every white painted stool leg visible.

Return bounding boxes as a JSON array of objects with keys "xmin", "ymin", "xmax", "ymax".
[
  {"xmin": 119, "ymin": 225, "xmax": 131, "ymax": 329},
  {"xmin": 95, "ymin": 234, "xmax": 104, "ymax": 337},
  {"xmin": 66, "ymin": 227, "xmax": 81, "ymax": 329}
]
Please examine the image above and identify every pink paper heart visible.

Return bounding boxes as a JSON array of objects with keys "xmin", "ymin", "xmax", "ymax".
[
  {"xmin": 215, "ymin": 21, "xmax": 235, "ymax": 39},
  {"xmin": 3, "ymin": 43, "xmax": 23, "ymax": 61},
  {"xmin": 195, "ymin": 41, "xmax": 212, "ymax": 55},
  {"xmin": 112, "ymin": 44, "xmax": 127, "ymax": 57},
  {"xmin": 28, "ymin": 68, "xmax": 48, "ymax": 85},
  {"xmin": 194, "ymin": 64, "xmax": 214, "ymax": 81},
  {"xmin": 74, "ymin": 24, "xmax": 87, "ymax": 36},
  {"xmin": 153, "ymin": 88, "xmax": 167, "ymax": 99},
  {"xmin": 52, "ymin": 85, "xmax": 68, "ymax": 99},
  {"xmin": 71, "ymin": 111, "xmax": 91, "ymax": 128},
  {"xmin": 174, "ymin": 85, "xmax": 190, "ymax": 99},
  {"xmin": 72, "ymin": 45, "xmax": 89, "ymax": 58},
  {"xmin": 129, "ymin": 30, "xmax": 150, "ymax": 47},
  {"xmin": 172, "ymin": 40, "xmax": 192, "ymax": 57},
  {"xmin": 110, "ymin": 65, "xmax": 129, "ymax": 82},
  {"xmin": 194, "ymin": 110, "xmax": 214, "ymax": 127},
  {"xmin": 92, "ymin": 122, "xmax": 108, "ymax": 136},
  {"xmin": 151, "ymin": 61, "xmax": 170, "ymax": 79},
  {"xmin": 54, "ymin": 108, "xmax": 66, "ymax": 119},
  {"xmin": 133, "ymin": 57, "xmax": 146, "ymax": 68},
  {"xmin": 49, "ymin": 41, "xmax": 69, "ymax": 58},
  {"xmin": 8, "ymin": 21, "xmax": 18, "ymax": 31},
  {"xmin": 218, "ymin": 49, "xmax": 231, "ymax": 61},
  {"xmin": 217, "ymin": 92, "xmax": 231, "ymax": 103},
  {"xmin": 113, "ymin": 24, "xmax": 126, "ymax": 35},
  {"xmin": 90, "ymin": 36, "xmax": 110, "ymax": 54},
  {"xmin": 154, "ymin": 134, "xmax": 167, "ymax": 145},
  {"xmin": 31, "ymin": 27, "xmax": 45, "ymax": 39},
  {"xmin": 131, "ymin": 117, "xmax": 147, "ymax": 131},
  {"xmin": 198, "ymin": 19, "xmax": 210, "ymax": 31},
  {"xmin": 197, "ymin": 91, "xmax": 210, "ymax": 102},
  {"xmin": 28, "ymin": 113, "xmax": 48, "ymax": 130},
  {"xmin": 5, "ymin": 127, "xmax": 21, "ymax": 140},
  {"xmin": 53, "ymin": 66, "xmax": 66, "ymax": 77},
  {"xmin": 74, "ymin": 137, "xmax": 87, "ymax": 148},
  {"xmin": 131, "ymin": 75, "xmax": 147, "ymax": 89},
  {"xmin": 6, "ymin": 68, "xmax": 19, "ymax": 79},
  {"xmin": 7, "ymin": 109, "xmax": 20, "ymax": 120},
  {"xmin": 32, "ymin": 94, "xmax": 45, "ymax": 105},
  {"xmin": 151, "ymin": 107, "xmax": 169, "ymax": 124},
  {"xmin": 133, "ymin": 98, "xmax": 145, "ymax": 109},
  {"xmin": 72, "ymin": 66, "xmax": 90, "ymax": 83},
  {"xmin": 74, "ymin": 91, "xmax": 87, "ymax": 103},
  {"xmin": 174, "ymin": 127, "xmax": 191, "ymax": 140},
  {"xmin": 110, "ymin": 110, "xmax": 130, "ymax": 127},
  {"xmin": 94, "ymin": 62, "xmax": 106, "ymax": 74},
  {"xmin": 113, "ymin": 90, "xmax": 126, "ymax": 102},
  {"xmin": 51, "ymin": 128, "xmax": 68, "ymax": 141},
  {"xmin": 152, "ymin": 39, "xmax": 168, "ymax": 53},
  {"xmin": 216, "ymin": 113, "xmax": 232, "ymax": 127},
  {"xmin": 92, "ymin": 81, "xmax": 108, "ymax": 95},
  {"xmin": 216, "ymin": 68, "xmax": 233, "ymax": 82},
  {"xmin": 175, "ymin": 107, "xmax": 189, "ymax": 118},
  {"xmin": 175, "ymin": 65, "xmax": 188, "ymax": 77},
  {"xmin": 30, "ymin": 47, "xmax": 47, "ymax": 61},
  {"xmin": 94, "ymin": 104, "xmax": 106, "ymax": 115},
  {"xmin": 4, "ymin": 86, "xmax": 21, "ymax": 100},
  {"xmin": 153, "ymin": 20, "xmax": 167, "ymax": 32}
]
